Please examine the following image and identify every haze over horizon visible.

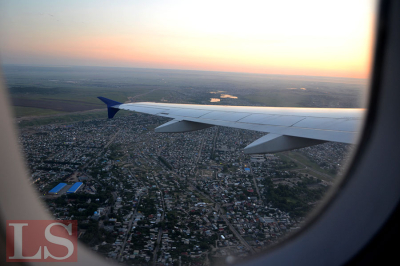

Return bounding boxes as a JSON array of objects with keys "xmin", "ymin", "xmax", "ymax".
[
  {"xmin": 1, "ymin": 0, "xmax": 375, "ymax": 79},
  {"xmin": 2, "ymin": 63, "xmax": 370, "ymax": 81}
]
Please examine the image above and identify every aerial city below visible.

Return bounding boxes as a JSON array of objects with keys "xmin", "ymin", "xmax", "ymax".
[{"xmin": 4, "ymin": 65, "xmax": 364, "ymax": 265}]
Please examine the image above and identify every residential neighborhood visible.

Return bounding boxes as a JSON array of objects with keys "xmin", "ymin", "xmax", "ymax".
[{"xmin": 19, "ymin": 113, "xmax": 350, "ymax": 265}]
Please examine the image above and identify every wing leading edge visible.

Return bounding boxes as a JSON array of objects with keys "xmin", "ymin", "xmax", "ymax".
[{"xmin": 98, "ymin": 97, "xmax": 364, "ymax": 154}]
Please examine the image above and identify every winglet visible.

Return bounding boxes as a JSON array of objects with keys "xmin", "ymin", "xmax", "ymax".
[{"xmin": 97, "ymin": 97, "xmax": 122, "ymax": 119}]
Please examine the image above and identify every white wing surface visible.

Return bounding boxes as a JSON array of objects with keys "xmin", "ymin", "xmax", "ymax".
[{"xmin": 98, "ymin": 97, "xmax": 364, "ymax": 153}]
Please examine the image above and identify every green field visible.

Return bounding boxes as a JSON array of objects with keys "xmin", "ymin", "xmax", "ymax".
[
  {"xmin": 278, "ymin": 151, "xmax": 336, "ymax": 180},
  {"xmin": 16, "ymin": 109, "xmax": 132, "ymax": 128},
  {"xmin": 4, "ymin": 65, "xmax": 367, "ymax": 126},
  {"xmin": 13, "ymin": 106, "xmax": 65, "ymax": 118}
]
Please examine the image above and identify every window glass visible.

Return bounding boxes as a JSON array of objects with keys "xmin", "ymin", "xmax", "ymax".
[{"xmin": 0, "ymin": 0, "xmax": 375, "ymax": 265}]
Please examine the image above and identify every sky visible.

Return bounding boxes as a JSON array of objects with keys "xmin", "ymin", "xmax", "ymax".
[{"xmin": 0, "ymin": 0, "xmax": 376, "ymax": 78}]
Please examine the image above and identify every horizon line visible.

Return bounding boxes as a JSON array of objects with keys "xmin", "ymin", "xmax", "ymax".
[{"xmin": 1, "ymin": 63, "xmax": 369, "ymax": 81}]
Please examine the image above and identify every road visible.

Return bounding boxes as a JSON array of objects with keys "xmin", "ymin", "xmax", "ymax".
[
  {"xmin": 80, "ymin": 129, "xmax": 121, "ymax": 171},
  {"xmin": 16, "ymin": 107, "xmax": 107, "ymax": 123},
  {"xmin": 192, "ymin": 134, "xmax": 207, "ymax": 180},
  {"xmin": 117, "ymin": 196, "xmax": 141, "ymax": 262},
  {"xmin": 193, "ymin": 127, "xmax": 218, "ymax": 180},
  {"xmin": 280, "ymin": 153, "xmax": 333, "ymax": 181},
  {"xmin": 211, "ymin": 127, "xmax": 219, "ymax": 159},
  {"xmin": 59, "ymin": 128, "xmax": 122, "ymax": 188},
  {"xmin": 116, "ymin": 170, "xmax": 143, "ymax": 262},
  {"xmin": 248, "ymin": 163, "xmax": 261, "ymax": 200},
  {"xmin": 215, "ymin": 204, "xmax": 256, "ymax": 254},
  {"xmin": 188, "ymin": 183, "xmax": 256, "ymax": 254},
  {"xmin": 152, "ymin": 176, "xmax": 166, "ymax": 266},
  {"xmin": 128, "ymin": 89, "xmax": 160, "ymax": 102}
]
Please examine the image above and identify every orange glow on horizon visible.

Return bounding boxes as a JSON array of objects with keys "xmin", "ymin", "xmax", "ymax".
[{"xmin": 0, "ymin": 0, "xmax": 376, "ymax": 79}]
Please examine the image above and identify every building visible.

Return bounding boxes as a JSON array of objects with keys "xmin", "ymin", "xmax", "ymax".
[
  {"xmin": 251, "ymin": 154, "xmax": 266, "ymax": 163},
  {"xmin": 48, "ymin": 183, "xmax": 67, "ymax": 194},
  {"xmin": 67, "ymin": 182, "xmax": 83, "ymax": 194}
]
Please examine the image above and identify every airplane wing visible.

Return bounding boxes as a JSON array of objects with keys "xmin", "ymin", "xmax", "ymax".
[{"xmin": 98, "ymin": 97, "xmax": 364, "ymax": 154}]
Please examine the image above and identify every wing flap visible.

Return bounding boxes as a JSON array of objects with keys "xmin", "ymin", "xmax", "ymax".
[
  {"xmin": 200, "ymin": 111, "xmax": 251, "ymax": 122},
  {"xmin": 293, "ymin": 117, "xmax": 359, "ymax": 132},
  {"xmin": 238, "ymin": 114, "xmax": 306, "ymax": 126},
  {"xmin": 173, "ymin": 116, "xmax": 358, "ymax": 143},
  {"xmin": 157, "ymin": 108, "xmax": 212, "ymax": 118}
]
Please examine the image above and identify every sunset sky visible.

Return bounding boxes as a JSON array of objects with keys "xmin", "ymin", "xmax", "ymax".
[{"xmin": 0, "ymin": 0, "xmax": 376, "ymax": 78}]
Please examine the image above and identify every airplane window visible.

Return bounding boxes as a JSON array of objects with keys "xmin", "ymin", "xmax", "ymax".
[{"xmin": 0, "ymin": 0, "xmax": 376, "ymax": 265}]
